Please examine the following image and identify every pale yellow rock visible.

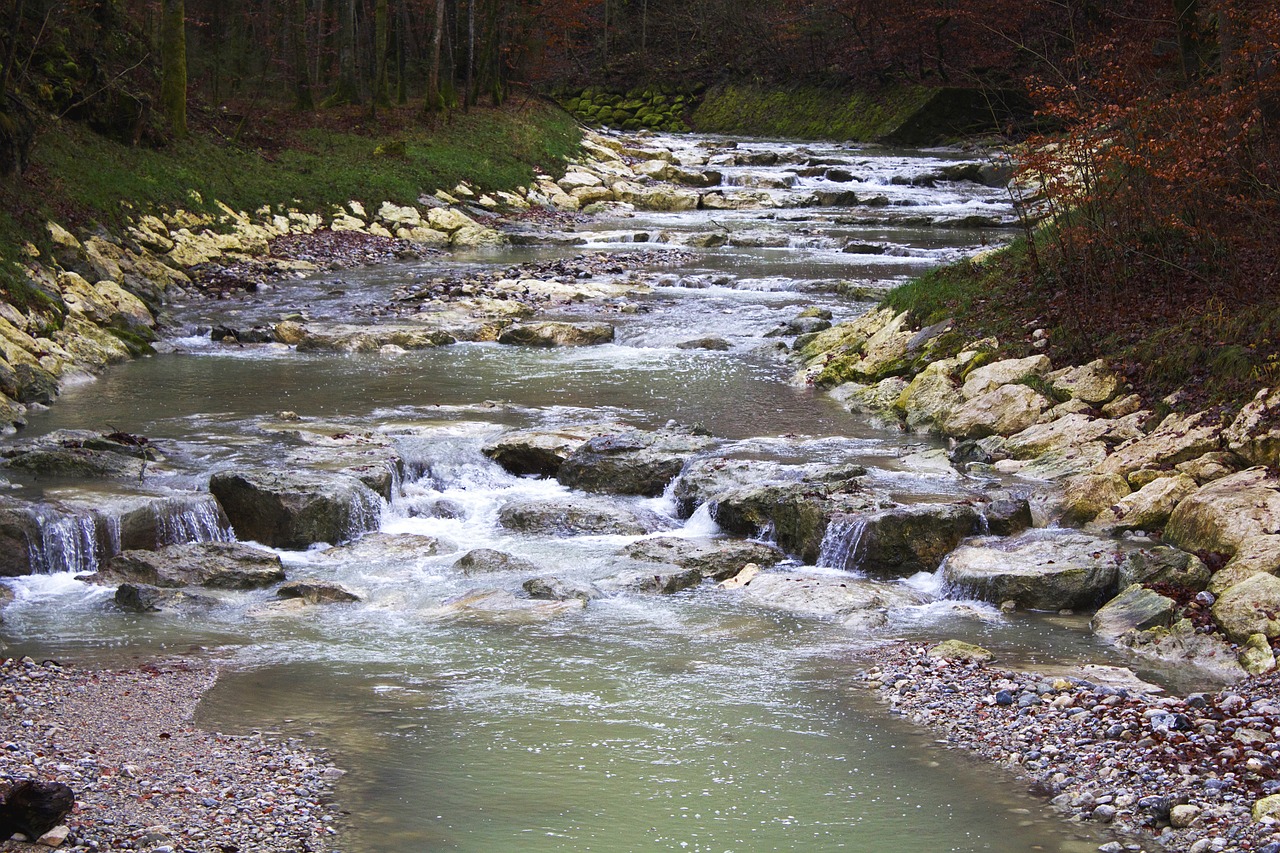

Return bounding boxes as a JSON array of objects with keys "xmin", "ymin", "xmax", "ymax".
[
  {"xmin": 1165, "ymin": 467, "xmax": 1280, "ymax": 557},
  {"xmin": 396, "ymin": 226, "xmax": 450, "ymax": 247},
  {"xmin": 1098, "ymin": 410, "xmax": 1223, "ymax": 477},
  {"xmin": 1239, "ymin": 633, "xmax": 1277, "ymax": 676},
  {"xmin": 894, "ymin": 357, "xmax": 965, "ymax": 430},
  {"xmin": 558, "ymin": 171, "xmax": 604, "ymax": 191},
  {"xmin": 718, "ymin": 563, "xmax": 761, "ymax": 589},
  {"xmin": 451, "ymin": 183, "xmax": 475, "ymax": 198},
  {"xmin": 450, "ymin": 225, "xmax": 505, "ymax": 248},
  {"xmin": 83, "ymin": 237, "xmax": 125, "ymax": 283},
  {"xmin": 960, "ymin": 355, "xmax": 1052, "ymax": 399},
  {"xmin": 427, "ymin": 207, "xmax": 478, "ymax": 233},
  {"xmin": 94, "ymin": 281, "xmax": 155, "ymax": 329},
  {"xmin": 610, "ymin": 181, "xmax": 646, "ymax": 204},
  {"xmin": 1102, "ymin": 393, "xmax": 1143, "ymax": 418},
  {"xmin": 434, "ymin": 190, "xmax": 460, "ymax": 205},
  {"xmin": 634, "ymin": 187, "xmax": 699, "ymax": 211},
  {"xmin": 377, "ymin": 201, "xmax": 423, "ymax": 228},
  {"xmin": 1004, "ymin": 413, "xmax": 1112, "ymax": 458},
  {"xmin": 1213, "ymin": 572, "xmax": 1280, "ymax": 642},
  {"xmin": 926, "ymin": 639, "xmax": 995, "ymax": 663},
  {"xmin": 274, "ymin": 321, "xmax": 307, "ymax": 345},
  {"xmin": 941, "ymin": 384, "xmax": 1051, "ymax": 439},
  {"xmin": 1060, "ymin": 472, "xmax": 1131, "ymax": 523},
  {"xmin": 57, "ymin": 271, "xmax": 114, "ymax": 323},
  {"xmin": 53, "ymin": 318, "xmax": 131, "ymax": 368},
  {"xmin": 1255, "ymin": 794, "xmax": 1280, "ymax": 822},
  {"xmin": 1048, "ymin": 359, "xmax": 1121, "ymax": 404},
  {"xmin": 1176, "ymin": 452, "xmax": 1239, "ymax": 484},
  {"xmin": 1224, "ymin": 386, "xmax": 1280, "ymax": 467},
  {"xmin": 330, "ymin": 213, "xmax": 367, "ymax": 233},
  {"xmin": 366, "ymin": 223, "xmax": 393, "ymax": 239},
  {"xmin": 548, "ymin": 192, "xmax": 580, "ymax": 212},
  {"xmin": 1089, "ymin": 473, "xmax": 1198, "ymax": 533},
  {"xmin": 1208, "ymin": 535, "xmax": 1280, "ymax": 595},
  {"xmin": 348, "ymin": 200, "xmax": 367, "ymax": 218},
  {"xmin": 570, "ymin": 185, "xmax": 616, "ymax": 206}
]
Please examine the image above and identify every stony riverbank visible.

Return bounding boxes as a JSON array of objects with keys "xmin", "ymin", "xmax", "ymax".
[
  {"xmin": 862, "ymin": 641, "xmax": 1280, "ymax": 853},
  {"xmin": 0, "ymin": 656, "xmax": 343, "ymax": 851},
  {"xmin": 794, "ymin": 303, "xmax": 1280, "ymax": 685}
]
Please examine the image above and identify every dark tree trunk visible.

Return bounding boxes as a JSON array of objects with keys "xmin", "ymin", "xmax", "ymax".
[
  {"xmin": 293, "ymin": 0, "xmax": 315, "ymax": 110},
  {"xmin": 160, "ymin": 0, "xmax": 187, "ymax": 136}
]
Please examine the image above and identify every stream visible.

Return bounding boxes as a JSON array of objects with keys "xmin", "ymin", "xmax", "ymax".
[{"xmin": 0, "ymin": 133, "xmax": 1129, "ymax": 851}]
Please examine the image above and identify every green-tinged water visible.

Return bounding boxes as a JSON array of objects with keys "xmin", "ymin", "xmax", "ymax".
[{"xmin": 1, "ymin": 132, "xmax": 1123, "ymax": 852}]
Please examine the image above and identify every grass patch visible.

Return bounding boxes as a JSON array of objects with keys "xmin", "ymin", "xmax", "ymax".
[
  {"xmin": 0, "ymin": 101, "xmax": 581, "ymax": 261},
  {"xmin": 691, "ymin": 84, "xmax": 931, "ymax": 141}
]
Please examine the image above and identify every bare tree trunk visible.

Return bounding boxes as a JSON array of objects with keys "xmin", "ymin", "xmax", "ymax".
[
  {"xmin": 160, "ymin": 0, "xmax": 187, "ymax": 136},
  {"xmin": 425, "ymin": 0, "xmax": 446, "ymax": 112},
  {"xmin": 293, "ymin": 0, "xmax": 315, "ymax": 109},
  {"xmin": 602, "ymin": 0, "xmax": 609, "ymax": 70},
  {"xmin": 0, "ymin": 0, "xmax": 25, "ymax": 99},
  {"xmin": 465, "ymin": 0, "xmax": 475, "ymax": 111},
  {"xmin": 374, "ymin": 0, "xmax": 390, "ymax": 106},
  {"xmin": 324, "ymin": 0, "xmax": 361, "ymax": 105}
]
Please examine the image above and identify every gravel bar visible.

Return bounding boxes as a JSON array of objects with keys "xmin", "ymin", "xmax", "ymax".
[
  {"xmin": 861, "ymin": 643, "xmax": 1280, "ymax": 853},
  {"xmin": 0, "ymin": 657, "xmax": 344, "ymax": 852}
]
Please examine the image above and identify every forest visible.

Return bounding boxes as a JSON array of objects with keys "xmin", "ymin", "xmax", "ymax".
[{"xmin": 0, "ymin": 0, "xmax": 1278, "ymax": 405}]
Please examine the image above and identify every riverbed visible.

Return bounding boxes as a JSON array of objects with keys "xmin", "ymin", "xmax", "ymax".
[{"xmin": 0, "ymin": 132, "xmax": 1137, "ymax": 851}]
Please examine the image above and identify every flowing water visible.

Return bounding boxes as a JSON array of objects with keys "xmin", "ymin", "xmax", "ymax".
[{"xmin": 0, "ymin": 134, "xmax": 1131, "ymax": 851}]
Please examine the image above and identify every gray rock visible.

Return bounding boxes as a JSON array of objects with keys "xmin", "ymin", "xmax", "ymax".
[
  {"xmin": 89, "ymin": 541, "xmax": 285, "ymax": 589},
  {"xmin": 497, "ymin": 322, "xmax": 615, "ymax": 347},
  {"xmin": 711, "ymin": 483, "xmax": 878, "ymax": 564},
  {"xmin": 983, "ymin": 498, "xmax": 1033, "ymax": 536},
  {"xmin": 735, "ymin": 571, "xmax": 925, "ymax": 619},
  {"xmin": 498, "ymin": 497, "xmax": 672, "ymax": 536},
  {"xmin": 522, "ymin": 575, "xmax": 603, "ymax": 602},
  {"xmin": 482, "ymin": 424, "xmax": 618, "ymax": 477},
  {"xmin": 1091, "ymin": 584, "xmax": 1177, "ymax": 638},
  {"xmin": 676, "ymin": 337, "xmax": 732, "ymax": 351},
  {"xmin": 209, "ymin": 469, "xmax": 382, "ymax": 549},
  {"xmin": 115, "ymin": 583, "xmax": 217, "ymax": 612},
  {"xmin": 277, "ymin": 579, "xmax": 361, "ymax": 604},
  {"xmin": 433, "ymin": 588, "xmax": 585, "ymax": 622},
  {"xmin": 1117, "ymin": 546, "xmax": 1210, "ymax": 592},
  {"xmin": 319, "ymin": 532, "xmax": 453, "ymax": 564},
  {"xmin": 622, "ymin": 536, "xmax": 784, "ymax": 580},
  {"xmin": 826, "ymin": 503, "xmax": 983, "ymax": 578},
  {"xmin": 556, "ymin": 428, "xmax": 718, "ymax": 497},
  {"xmin": 0, "ymin": 429, "xmax": 162, "ymax": 479},
  {"xmin": 453, "ymin": 548, "xmax": 541, "ymax": 575},
  {"xmin": 942, "ymin": 530, "xmax": 1122, "ymax": 610}
]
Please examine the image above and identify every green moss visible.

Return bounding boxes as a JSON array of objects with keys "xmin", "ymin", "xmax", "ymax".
[
  {"xmin": 104, "ymin": 326, "xmax": 156, "ymax": 356},
  {"xmin": 690, "ymin": 84, "xmax": 932, "ymax": 141}
]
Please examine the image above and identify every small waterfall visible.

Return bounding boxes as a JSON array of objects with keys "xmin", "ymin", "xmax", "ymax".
[
  {"xmin": 25, "ymin": 505, "xmax": 112, "ymax": 575},
  {"xmin": 152, "ymin": 495, "xmax": 234, "ymax": 546},
  {"xmin": 345, "ymin": 490, "xmax": 385, "ymax": 543},
  {"xmin": 817, "ymin": 515, "xmax": 869, "ymax": 572}
]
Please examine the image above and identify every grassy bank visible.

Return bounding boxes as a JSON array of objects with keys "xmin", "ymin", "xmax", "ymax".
[
  {"xmin": 0, "ymin": 100, "xmax": 582, "ymax": 270},
  {"xmin": 882, "ymin": 238, "xmax": 1280, "ymax": 414},
  {"xmin": 689, "ymin": 84, "xmax": 931, "ymax": 141}
]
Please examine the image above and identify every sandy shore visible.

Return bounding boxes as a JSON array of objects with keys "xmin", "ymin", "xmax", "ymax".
[
  {"xmin": 0, "ymin": 657, "xmax": 343, "ymax": 852},
  {"xmin": 860, "ymin": 643, "xmax": 1280, "ymax": 852}
]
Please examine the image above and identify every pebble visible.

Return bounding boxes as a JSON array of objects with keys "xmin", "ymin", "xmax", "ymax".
[
  {"xmin": 0, "ymin": 658, "xmax": 343, "ymax": 853},
  {"xmin": 861, "ymin": 643, "xmax": 1280, "ymax": 852}
]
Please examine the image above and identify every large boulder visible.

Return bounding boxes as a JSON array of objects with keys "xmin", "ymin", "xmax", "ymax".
[
  {"xmin": 893, "ymin": 359, "xmax": 965, "ymax": 430},
  {"xmin": 556, "ymin": 429, "xmax": 717, "ymax": 497},
  {"xmin": 497, "ymin": 496, "xmax": 671, "ymax": 536},
  {"xmin": 1212, "ymin": 573, "xmax": 1280, "ymax": 642},
  {"xmin": 115, "ymin": 583, "xmax": 218, "ymax": 613},
  {"xmin": 671, "ymin": 457, "xmax": 866, "ymax": 518},
  {"xmin": 453, "ymin": 548, "xmax": 541, "ymax": 575},
  {"xmin": 1163, "ymin": 468, "xmax": 1280, "ymax": 558},
  {"xmin": 1117, "ymin": 546, "xmax": 1210, "ymax": 592},
  {"xmin": 497, "ymin": 322, "xmax": 615, "ymax": 347},
  {"xmin": 0, "ymin": 430, "xmax": 162, "ymax": 480},
  {"xmin": 942, "ymin": 531, "xmax": 1123, "ymax": 610},
  {"xmin": 1059, "ymin": 473, "xmax": 1131, "ymax": 525},
  {"xmin": 960, "ymin": 355, "xmax": 1052, "ymax": 399},
  {"xmin": 940, "ymin": 384, "xmax": 1051, "ymax": 439},
  {"xmin": 710, "ymin": 483, "xmax": 881, "ymax": 563},
  {"xmin": 1097, "ymin": 411, "xmax": 1223, "ymax": 477},
  {"xmin": 821, "ymin": 503, "xmax": 982, "ymax": 578},
  {"xmin": 87, "ymin": 541, "xmax": 284, "ymax": 589},
  {"xmin": 1223, "ymin": 387, "xmax": 1280, "ymax": 467},
  {"xmin": 1207, "ymin": 535, "xmax": 1280, "ymax": 595},
  {"xmin": 1091, "ymin": 584, "xmax": 1177, "ymax": 638},
  {"xmin": 482, "ymin": 423, "xmax": 618, "ymax": 477},
  {"xmin": 622, "ymin": 536, "xmax": 784, "ymax": 581},
  {"xmin": 523, "ymin": 575, "xmax": 603, "ymax": 602},
  {"xmin": 208, "ymin": 469, "xmax": 383, "ymax": 549},
  {"xmin": 1089, "ymin": 473, "xmax": 1199, "ymax": 533},
  {"xmin": 1048, "ymin": 360, "xmax": 1121, "ymax": 405},
  {"xmin": 734, "ymin": 571, "xmax": 925, "ymax": 622}
]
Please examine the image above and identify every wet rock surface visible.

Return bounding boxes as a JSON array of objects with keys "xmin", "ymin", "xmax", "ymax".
[
  {"xmin": 84, "ymin": 541, "xmax": 285, "ymax": 590},
  {"xmin": 209, "ymin": 469, "xmax": 383, "ymax": 549}
]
